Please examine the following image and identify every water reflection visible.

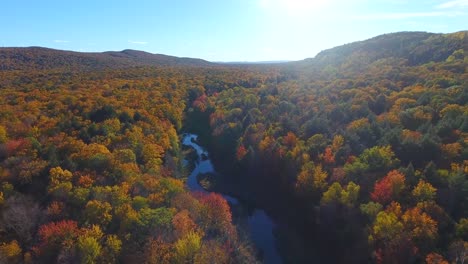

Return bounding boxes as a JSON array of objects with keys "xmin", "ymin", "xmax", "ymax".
[{"xmin": 182, "ymin": 133, "xmax": 281, "ymax": 264}]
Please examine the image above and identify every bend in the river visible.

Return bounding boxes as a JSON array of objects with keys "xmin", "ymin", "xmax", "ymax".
[{"xmin": 182, "ymin": 133, "xmax": 282, "ymax": 264}]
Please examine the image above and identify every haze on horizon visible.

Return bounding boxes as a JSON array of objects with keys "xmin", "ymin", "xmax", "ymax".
[{"xmin": 2, "ymin": 0, "xmax": 467, "ymax": 62}]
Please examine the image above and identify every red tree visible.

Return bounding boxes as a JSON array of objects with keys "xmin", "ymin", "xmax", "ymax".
[
  {"xmin": 36, "ymin": 220, "xmax": 80, "ymax": 255},
  {"xmin": 322, "ymin": 147, "xmax": 335, "ymax": 164},
  {"xmin": 371, "ymin": 170, "xmax": 406, "ymax": 204},
  {"xmin": 195, "ymin": 193, "xmax": 234, "ymax": 238},
  {"xmin": 236, "ymin": 145, "xmax": 247, "ymax": 160}
]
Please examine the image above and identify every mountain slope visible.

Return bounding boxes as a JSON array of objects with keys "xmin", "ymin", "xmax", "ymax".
[
  {"xmin": 0, "ymin": 47, "xmax": 213, "ymax": 71},
  {"xmin": 298, "ymin": 31, "xmax": 467, "ymax": 68}
]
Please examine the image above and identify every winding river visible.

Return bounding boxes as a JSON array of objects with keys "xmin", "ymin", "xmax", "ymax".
[{"xmin": 182, "ymin": 134, "xmax": 282, "ymax": 264}]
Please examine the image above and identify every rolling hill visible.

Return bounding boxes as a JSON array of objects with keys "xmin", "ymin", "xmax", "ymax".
[{"xmin": 0, "ymin": 47, "xmax": 213, "ymax": 71}]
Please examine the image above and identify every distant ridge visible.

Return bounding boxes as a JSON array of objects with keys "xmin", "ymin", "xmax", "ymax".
[
  {"xmin": 0, "ymin": 47, "xmax": 213, "ymax": 71},
  {"xmin": 1, "ymin": 31, "xmax": 466, "ymax": 72},
  {"xmin": 217, "ymin": 60, "xmax": 292, "ymax": 65}
]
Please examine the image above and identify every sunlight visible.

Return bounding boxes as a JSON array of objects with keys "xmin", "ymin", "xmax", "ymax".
[
  {"xmin": 259, "ymin": 0, "xmax": 333, "ymax": 15},
  {"xmin": 282, "ymin": 0, "xmax": 330, "ymax": 13}
]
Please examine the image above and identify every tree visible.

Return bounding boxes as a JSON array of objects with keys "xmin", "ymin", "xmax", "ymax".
[
  {"xmin": 36, "ymin": 220, "xmax": 80, "ymax": 260},
  {"xmin": 321, "ymin": 181, "xmax": 360, "ymax": 207},
  {"xmin": 173, "ymin": 231, "xmax": 202, "ymax": 264},
  {"xmin": 17, "ymin": 158, "xmax": 48, "ymax": 184},
  {"xmin": 332, "ymin": 134, "xmax": 344, "ymax": 153},
  {"xmin": 306, "ymin": 134, "xmax": 327, "ymax": 156},
  {"xmin": 197, "ymin": 193, "xmax": 234, "ymax": 238},
  {"xmin": 321, "ymin": 182, "xmax": 342, "ymax": 205},
  {"xmin": 283, "ymin": 132, "xmax": 298, "ymax": 149},
  {"xmin": 1, "ymin": 195, "xmax": 43, "ymax": 246},
  {"xmin": 47, "ymin": 201, "xmax": 65, "ymax": 220},
  {"xmin": 295, "ymin": 162, "xmax": 328, "ymax": 195},
  {"xmin": 412, "ymin": 180, "xmax": 437, "ymax": 202},
  {"xmin": 48, "ymin": 167, "xmax": 73, "ymax": 199},
  {"xmin": 369, "ymin": 209, "xmax": 410, "ymax": 264},
  {"xmin": 440, "ymin": 142, "xmax": 462, "ymax": 160},
  {"xmin": 144, "ymin": 237, "xmax": 173, "ymax": 264},
  {"xmin": 78, "ymin": 175, "xmax": 94, "ymax": 188},
  {"xmin": 77, "ymin": 236, "xmax": 102, "ymax": 264},
  {"xmin": 360, "ymin": 202, "xmax": 383, "ymax": 220},
  {"xmin": 0, "ymin": 240, "xmax": 22, "ymax": 263},
  {"xmin": 341, "ymin": 181, "xmax": 360, "ymax": 207},
  {"xmin": 371, "ymin": 170, "xmax": 406, "ymax": 204},
  {"xmin": 455, "ymin": 218, "xmax": 468, "ymax": 240},
  {"xmin": 172, "ymin": 210, "xmax": 197, "ymax": 239},
  {"xmin": 401, "ymin": 207, "xmax": 438, "ymax": 249},
  {"xmin": 345, "ymin": 146, "xmax": 399, "ymax": 178},
  {"xmin": 139, "ymin": 207, "xmax": 175, "ymax": 231},
  {"xmin": 102, "ymin": 235, "xmax": 122, "ymax": 263},
  {"xmin": 142, "ymin": 143, "xmax": 164, "ymax": 164},
  {"xmin": 114, "ymin": 149, "xmax": 137, "ymax": 164},
  {"xmin": 236, "ymin": 145, "xmax": 248, "ymax": 160},
  {"xmin": 0, "ymin": 125, "xmax": 7, "ymax": 143},
  {"xmin": 425, "ymin": 253, "xmax": 448, "ymax": 264},
  {"xmin": 370, "ymin": 210, "xmax": 403, "ymax": 245},
  {"xmin": 84, "ymin": 200, "xmax": 113, "ymax": 227},
  {"xmin": 322, "ymin": 147, "xmax": 336, "ymax": 164},
  {"xmin": 194, "ymin": 240, "xmax": 230, "ymax": 264}
]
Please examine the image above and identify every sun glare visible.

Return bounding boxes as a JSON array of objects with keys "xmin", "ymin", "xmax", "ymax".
[
  {"xmin": 283, "ymin": 0, "xmax": 330, "ymax": 12},
  {"xmin": 259, "ymin": 0, "xmax": 332, "ymax": 15}
]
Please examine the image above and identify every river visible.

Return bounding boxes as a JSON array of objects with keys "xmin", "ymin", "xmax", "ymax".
[{"xmin": 182, "ymin": 133, "xmax": 282, "ymax": 264}]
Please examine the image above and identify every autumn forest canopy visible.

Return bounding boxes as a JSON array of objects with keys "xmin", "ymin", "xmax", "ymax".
[{"xmin": 0, "ymin": 31, "xmax": 467, "ymax": 263}]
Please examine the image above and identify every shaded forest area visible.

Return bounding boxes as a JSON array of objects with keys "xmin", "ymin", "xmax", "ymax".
[{"xmin": 0, "ymin": 31, "xmax": 467, "ymax": 263}]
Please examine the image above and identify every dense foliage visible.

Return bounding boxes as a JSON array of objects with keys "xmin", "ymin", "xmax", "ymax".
[
  {"xmin": 187, "ymin": 31, "xmax": 468, "ymax": 263},
  {"xmin": 0, "ymin": 67, "xmax": 260, "ymax": 263},
  {"xmin": 0, "ymin": 30, "xmax": 467, "ymax": 263}
]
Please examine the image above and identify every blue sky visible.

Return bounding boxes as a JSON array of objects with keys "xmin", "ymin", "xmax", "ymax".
[{"xmin": 1, "ymin": 0, "xmax": 467, "ymax": 61}]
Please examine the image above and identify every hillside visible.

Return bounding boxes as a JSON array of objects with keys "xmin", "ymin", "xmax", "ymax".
[
  {"xmin": 185, "ymin": 30, "xmax": 468, "ymax": 263},
  {"xmin": 295, "ymin": 31, "xmax": 467, "ymax": 70},
  {"xmin": 0, "ymin": 47, "xmax": 213, "ymax": 71}
]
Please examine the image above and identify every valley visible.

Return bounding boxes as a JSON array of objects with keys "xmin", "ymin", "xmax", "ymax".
[{"xmin": 0, "ymin": 31, "xmax": 467, "ymax": 263}]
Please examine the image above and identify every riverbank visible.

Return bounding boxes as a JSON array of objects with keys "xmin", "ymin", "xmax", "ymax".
[{"xmin": 182, "ymin": 133, "xmax": 282, "ymax": 264}]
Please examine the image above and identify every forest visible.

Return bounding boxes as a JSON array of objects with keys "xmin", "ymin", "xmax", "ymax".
[{"xmin": 0, "ymin": 31, "xmax": 467, "ymax": 263}]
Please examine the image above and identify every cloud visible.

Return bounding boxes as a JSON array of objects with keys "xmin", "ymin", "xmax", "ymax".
[
  {"xmin": 128, "ymin": 41, "xmax": 148, "ymax": 45},
  {"xmin": 436, "ymin": 0, "xmax": 468, "ymax": 8},
  {"xmin": 53, "ymin": 40, "xmax": 70, "ymax": 43},
  {"xmin": 351, "ymin": 11, "xmax": 464, "ymax": 20}
]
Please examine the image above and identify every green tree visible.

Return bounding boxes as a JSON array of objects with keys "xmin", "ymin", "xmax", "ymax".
[
  {"xmin": 77, "ymin": 236, "xmax": 102, "ymax": 264},
  {"xmin": 48, "ymin": 167, "xmax": 73, "ymax": 199},
  {"xmin": 173, "ymin": 231, "xmax": 202, "ymax": 264},
  {"xmin": 84, "ymin": 200, "xmax": 113, "ymax": 227},
  {"xmin": 369, "ymin": 211, "xmax": 403, "ymax": 244},
  {"xmin": 321, "ymin": 181, "xmax": 360, "ymax": 207},
  {"xmin": 345, "ymin": 145, "xmax": 399, "ymax": 176},
  {"xmin": 102, "ymin": 235, "xmax": 122, "ymax": 263},
  {"xmin": 360, "ymin": 202, "xmax": 383, "ymax": 220}
]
